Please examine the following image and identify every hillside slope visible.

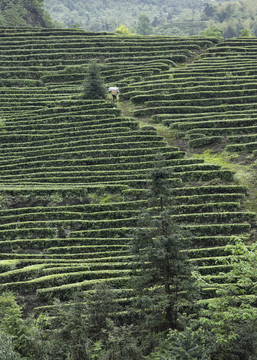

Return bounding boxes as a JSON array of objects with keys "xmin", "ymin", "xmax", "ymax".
[
  {"xmin": 44, "ymin": 0, "xmax": 206, "ymax": 33},
  {"xmin": 0, "ymin": 29, "xmax": 255, "ymax": 313},
  {"xmin": 0, "ymin": 0, "xmax": 53, "ymax": 27},
  {"xmin": 43, "ymin": 0, "xmax": 257, "ymax": 38}
]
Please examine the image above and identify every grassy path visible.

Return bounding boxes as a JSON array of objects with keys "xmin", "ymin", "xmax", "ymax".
[{"xmin": 118, "ymin": 99, "xmax": 178, "ymax": 147}]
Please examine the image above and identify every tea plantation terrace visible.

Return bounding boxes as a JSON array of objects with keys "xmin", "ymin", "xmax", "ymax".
[
  {"xmin": 0, "ymin": 28, "xmax": 255, "ymax": 312},
  {"xmin": 129, "ymin": 38, "xmax": 257, "ymax": 154}
]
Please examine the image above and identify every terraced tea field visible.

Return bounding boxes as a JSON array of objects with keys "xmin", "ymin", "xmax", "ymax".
[
  {"xmin": 0, "ymin": 28, "xmax": 255, "ymax": 312},
  {"xmin": 130, "ymin": 39, "xmax": 257, "ymax": 155}
]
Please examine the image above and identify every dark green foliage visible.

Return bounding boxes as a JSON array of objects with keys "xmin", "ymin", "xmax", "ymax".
[
  {"xmin": 86, "ymin": 283, "xmax": 120, "ymax": 338},
  {"xmin": 130, "ymin": 211, "xmax": 197, "ymax": 331},
  {"xmin": 150, "ymin": 320, "xmax": 211, "ymax": 360},
  {"xmin": 209, "ymin": 322, "xmax": 257, "ymax": 360},
  {"xmin": 82, "ymin": 62, "xmax": 107, "ymax": 100},
  {"xmin": 44, "ymin": 285, "xmax": 140, "ymax": 360},
  {"xmin": 94, "ymin": 320, "xmax": 141, "ymax": 360},
  {"xmin": 147, "ymin": 165, "xmax": 172, "ymax": 210},
  {"xmin": 0, "ymin": 331, "xmax": 22, "ymax": 360},
  {"xmin": 129, "ymin": 164, "xmax": 198, "ymax": 333},
  {"xmin": 47, "ymin": 292, "xmax": 91, "ymax": 360},
  {"xmin": 0, "ymin": 292, "xmax": 49, "ymax": 359},
  {"xmin": 0, "ymin": 292, "xmax": 29, "ymax": 355}
]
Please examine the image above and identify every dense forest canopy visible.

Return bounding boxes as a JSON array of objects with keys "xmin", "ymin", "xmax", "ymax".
[
  {"xmin": 43, "ymin": 0, "xmax": 257, "ymax": 37},
  {"xmin": 0, "ymin": 0, "xmax": 53, "ymax": 27},
  {"xmin": 0, "ymin": 0, "xmax": 256, "ymax": 37},
  {"xmin": 43, "ymin": 0, "xmax": 210, "ymax": 34},
  {"xmin": 203, "ymin": 0, "xmax": 257, "ymax": 37}
]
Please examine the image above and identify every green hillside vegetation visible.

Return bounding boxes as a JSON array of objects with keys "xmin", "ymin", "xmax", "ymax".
[
  {"xmin": 0, "ymin": 28, "xmax": 256, "ymax": 358},
  {"xmin": 0, "ymin": 0, "xmax": 53, "ymax": 27},
  {"xmin": 44, "ymin": 0, "xmax": 257, "ymax": 37},
  {"xmin": 202, "ymin": 0, "xmax": 257, "ymax": 38},
  {"xmin": 44, "ymin": 0, "xmax": 208, "ymax": 34}
]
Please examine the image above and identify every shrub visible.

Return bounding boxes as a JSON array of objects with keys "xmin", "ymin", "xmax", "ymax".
[{"xmin": 115, "ymin": 25, "xmax": 135, "ymax": 36}]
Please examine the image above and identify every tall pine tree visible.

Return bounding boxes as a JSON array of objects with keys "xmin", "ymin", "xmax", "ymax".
[
  {"xmin": 82, "ymin": 61, "xmax": 107, "ymax": 100},
  {"xmin": 129, "ymin": 162, "xmax": 198, "ymax": 334}
]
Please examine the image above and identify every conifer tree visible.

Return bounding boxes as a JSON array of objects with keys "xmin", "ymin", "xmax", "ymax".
[
  {"xmin": 136, "ymin": 14, "xmax": 153, "ymax": 35},
  {"xmin": 82, "ymin": 61, "xmax": 107, "ymax": 99},
  {"xmin": 48, "ymin": 292, "xmax": 91, "ymax": 360},
  {"xmin": 87, "ymin": 284, "xmax": 141, "ymax": 359},
  {"xmin": 86, "ymin": 283, "xmax": 119, "ymax": 340},
  {"xmin": 129, "ymin": 162, "xmax": 197, "ymax": 334}
]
